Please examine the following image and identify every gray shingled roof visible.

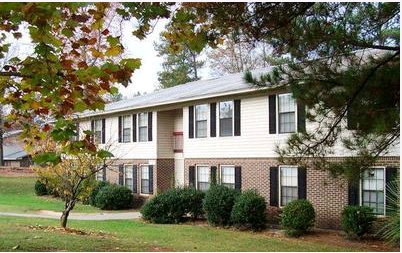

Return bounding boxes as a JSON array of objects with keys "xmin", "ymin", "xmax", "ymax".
[
  {"xmin": 80, "ymin": 67, "xmax": 274, "ymax": 117},
  {"xmin": 3, "ymin": 144, "xmax": 28, "ymax": 160}
]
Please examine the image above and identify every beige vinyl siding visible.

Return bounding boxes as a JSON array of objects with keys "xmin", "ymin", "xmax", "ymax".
[{"xmin": 157, "ymin": 110, "xmax": 175, "ymax": 158}]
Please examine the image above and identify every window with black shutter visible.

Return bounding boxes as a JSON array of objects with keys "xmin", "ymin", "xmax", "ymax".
[
  {"xmin": 148, "ymin": 112, "xmax": 153, "ymax": 141},
  {"xmin": 268, "ymin": 95, "xmax": 276, "ymax": 134},
  {"xmin": 269, "ymin": 167, "xmax": 279, "ymax": 206},
  {"xmin": 189, "ymin": 166, "xmax": 195, "ymax": 188},
  {"xmin": 234, "ymin": 100, "xmax": 241, "ymax": 136},
  {"xmin": 210, "ymin": 103, "xmax": 216, "ymax": 137},
  {"xmin": 189, "ymin": 106, "xmax": 194, "ymax": 138}
]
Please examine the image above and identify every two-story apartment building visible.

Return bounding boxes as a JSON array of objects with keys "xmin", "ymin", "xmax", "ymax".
[{"xmin": 78, "ymin": 68, "xmax": 400, "ymax": 229}]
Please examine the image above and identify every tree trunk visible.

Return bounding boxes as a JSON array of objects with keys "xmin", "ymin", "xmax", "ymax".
[{"xmin": 60, "ymin": 199, "xmax": 75, "ymax": 228}]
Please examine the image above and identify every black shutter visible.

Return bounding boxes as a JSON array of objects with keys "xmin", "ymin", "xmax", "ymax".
[
  {"xmin": 211, "ymin": 166, "xmax": 217, "ymax": 185},
  {"xmin": 132, "ymin": 114, "xmax": 137, "ymax": 142},
  {"xmin": 101, "ymin": 118, "xmax": 106, "ymax": 144},
  {"xmin": 189, "ymin": 166, "xmax": 195, "ymax": 188},
  {"xmin": 298, "ymin": 167, "xmax": 307, "ymax": 199},
  {"xmin": 348, "ymin": 181, "xmax": 359, "ymax": 206},
  {"xmin": 268, "ymin": 95, "xmax": 277, "ymax": 134},
  {"xmin": 118, "ymin": 116, "xmax": 122, "ymax": 143},
  {"xmin": 234, "ymin": 100, "xmax": 241, "ymax": 136},
  {"xmin": 385, "ymin": 167, "xmax": 398, "ymax": 214},
  {"xmin": 132, "ymin": 165, "xmax": 138, "ymax": 193},
  {"xmin": 270, "ymin": 167, "xmax": 279, "ymax": 206},
  {"xmin": 102, "ymin": 165, "xmax": 107, "ymax": 181},
  {"xmin": 91, "ymin": 120, "xmax": 95, "ymax": 143},
  {"xmin": 210, "ymin": 103, "xmax": 216, "ymax": 137},
  {"xmin": 148, "ymin": 112, "xmax": 153, "ymax": 141},
  {"xmin": 189, "ymin": 106, "xmax": 194, "ymax": 138},
  {"xmin": 235, "ymin": 166, "xmax": 242, "ymax": 190},
  {"xmin": 148, "ymin": 165, "xmax": 154, "ymax": 194},
  {"xmin": 297, "ymin": 102, "xmax": 306, "ymax": 133},
  {"xmin": 118, "ymin": 164, "xmax": 124, "ymax": 185}
]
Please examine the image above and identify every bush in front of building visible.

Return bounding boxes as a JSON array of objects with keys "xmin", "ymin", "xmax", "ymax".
[
  {"xmin": 89, "ymin": 181, "xmax": 111, "ymax": 206},
  {"xmin": 341, "ymin": 205, "xmax": 376, "ymax": 240},
  {"xmin": 181, "ymin": 187, "xmax": 206, "ymax": 219},
  {"xmin": 281, "ymin": 199, "xmax": 316, "ymax": 237},
  {"xmin": 141, "ymin": 188, "xmax": 187, "ymax": 223},
  {"xmin": 203, "ymin": 184, "xmax": 240, "ymax": 226},
  {"xmin": 93, "ymin": 184, "xmax": 133, "ymax": 210},
  {"xmin": 34, "ymin": 180, "xmax": 49, "ymax": 196},
  {"xmin": 231, "ymin": 190, "xmax": 267, "ymax": 231}
]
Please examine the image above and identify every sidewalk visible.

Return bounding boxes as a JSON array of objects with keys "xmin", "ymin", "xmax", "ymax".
[{"xmin": 0, "ymin": 210, "xmax": 141, "ymax": 220}]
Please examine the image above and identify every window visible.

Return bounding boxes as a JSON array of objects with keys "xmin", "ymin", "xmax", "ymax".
[
  {"xmin": 221, "ymin": 165, "xmax": 235, "ymax": 188},
  {"xmin": 195, "ymin": 104, "xmax": 208, "ymax": 138},
  {"xmin": 278, "ymin": 94, "xmax": 296, "ymax": 133},
  {"xmin": 124, "ymin": 165, "xmax": 133, "ymax": 191},
  {"xmin": 280, "ymin": 166, "xmax": 298, "ymax": 206},
  {"xmin": 122, "ymin": 115, "xmax": 131, "ymax": 143},
  {"xmin": 138, "ymin": 113, "xmax": 148, "ymax": 142},
  {"xmin": 219, "ymin": 101, "xmax": 233, "ymax": 136},
  {"xmin": 96, "ymin": 170, "xmax": 103, "ymax": 181},
  {"xmin": 94, "ymin": 119, "xmax": 102, "ymax": 143},
  {"xmin": 361, "ymin": 168, "xmax": 385, "ymax": 215},
  {"xmin": 141, "ymin": 165, "xmax": 150, "ymax": 194},
  {"xmin": 197, "ymin": 166, "xmax": 210, "ymax": 191}
]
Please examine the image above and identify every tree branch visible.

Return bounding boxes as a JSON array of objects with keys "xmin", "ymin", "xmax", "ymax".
[{"xmin": 0, "ymin": 72, "xmax": 31, "ymax": 78}]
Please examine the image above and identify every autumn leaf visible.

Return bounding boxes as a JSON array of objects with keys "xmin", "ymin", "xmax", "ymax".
[{"xmin": 105, "ymin": 46, "xmax": 122, "ymax": 57}]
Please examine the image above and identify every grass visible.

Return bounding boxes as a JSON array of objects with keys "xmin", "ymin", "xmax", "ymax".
[
  {"xmin": 0, "ymin": 176, "xmax": 98, "ymax": 213},
  {"xmin": 0, "ymin": 216, "xmax": 368, "ymax": 252}
]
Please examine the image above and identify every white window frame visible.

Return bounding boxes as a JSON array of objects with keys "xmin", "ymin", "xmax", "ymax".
[
  {"xmin": 95, "ymin": 169, "xmax": 104, "ymax": 181},
  {"xmin": 196, "ymin": 165, "xmax": 210, "ymax": 191},
  {"xmin": 123, "ymin": 164, "xmax": 134, "ymax": 191},
  {"xmin": 94, "ymin": 119, "xmax": 103, "ymax": 143},
  {"xmin": 121, "ymin": 115, "xmax": 132, "ymax": 143},
  {"xmin": 276, "ymin": 93, "xmax": 298, "ymax": 134},
  {"xmin": 220, "ymin": 165, "xmax": 235, "ymax": 189},
  {"xmin": 278, "ymin": 165, "xmax": 299, "ymax": 207},
  {"xmin": 138, "ymin": 113, "xmax": 148, "ymax": 142},
  {"xmin": 359, "ymin": 166, "xmax": 386, "ymax": 216},
  {"xmin": 139, "ymin": 164, "xmax": 150, "ymax": 195},
  {"xmin": 195, "ymin": 104, "xmax": 209, "ymax": 138},
  {"xmin": 219, "ymin": 100, "xmax": 234, "ymax": 137}
]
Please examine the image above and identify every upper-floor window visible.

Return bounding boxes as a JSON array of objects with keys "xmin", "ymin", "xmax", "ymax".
[
  {"xmin": 122, "ymin": 115, "xmax": 131, "ymax": 143},
  {"xmin": 94, "ymin": 119, "xmax": 103, "ymax": 143},
  {"xmin": 361, "ymin": 168, "xmax": 385, "ymax": 215},
  {"xmin": 278, "ymin": 94, "xmax": 296, "ymax": 133},
  {"xmin": 195, "ymin": 104, "xmax": 208, "ymax": 138},
  {"xmin": 221, "ymin": 165, "xmax": 235, "ymax": 188},
  {"xmin": 138, "ymin": 113, "xmax": 148, "ymax": 142},
  {"xmin": 197, "ymin": 165, "xmax": 210, "ymax": 191},
  {"xmin": 219, "ymin": 101, "xmax": 233, "ymax": 137},
  {"xmin": 280, "ymin": 166, "xmax": 298, "ymax": 206}
]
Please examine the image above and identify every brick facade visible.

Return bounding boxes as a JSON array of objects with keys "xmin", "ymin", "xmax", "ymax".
[{"xmin": 184, "ymin": 156, "xmax": 400, "ymax": 229}]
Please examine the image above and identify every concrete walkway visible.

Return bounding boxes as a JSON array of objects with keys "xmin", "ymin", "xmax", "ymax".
[{"xmin": 0, "ymin": 210, "xmax": 141, "ymax": 220}]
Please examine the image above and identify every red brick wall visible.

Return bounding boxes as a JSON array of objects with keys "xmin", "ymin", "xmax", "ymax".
[
  {"xmin": 156, "ymin": 158, "xmax": 175, "ymax": 193},
  {"xmin": 184, "ymin": 156, "xmax": 400, "ymax": 229}
]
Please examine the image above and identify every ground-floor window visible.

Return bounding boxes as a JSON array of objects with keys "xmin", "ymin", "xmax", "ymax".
[
  {"xmin": 361, "ymin": 167, "xmax": 385, "ymax": 215},
  {"xmin": 279, "ymin": 166, "xmax": 298, "ymax": 206},
  {"xmin": 96, "ymin": 169, "xmax": 104, "ymax": 181},
  {"xmin": 141, "ymin": 165, "xmax": 150, "ymax": 194},
  {"xmin": 221, "ymin": 165, "xmax": 235, "ymax": 188},
  {"xmin": 197, "ymin": 165, "xmax": 210, "ymax": 191},
  {"xmin": 124, "ymin": 165, "xmax": 133, "ymax": 191}
]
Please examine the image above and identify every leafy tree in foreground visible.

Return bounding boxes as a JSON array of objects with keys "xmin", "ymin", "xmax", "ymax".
[
  {"xmin": 165, "ymin": 2, "xmax": 400, "ymax": 180},
  {"xmin": 0, "ymin": 2, "xmax": 171, "ymax": 164}
]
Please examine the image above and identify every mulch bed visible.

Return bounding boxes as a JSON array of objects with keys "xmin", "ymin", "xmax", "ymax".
[{"xmin": 23, "ymin": 225, "xmax": 115, "ymax": 239}]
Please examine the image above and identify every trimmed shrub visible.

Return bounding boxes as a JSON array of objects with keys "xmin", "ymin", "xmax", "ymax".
[
  {"xmin": 281, "ymin": 199, "xmax": 316, "ymax": 237},
  {"xmin": 341, "ymin": 205, "xmax": 376, "ymax": 240},
  {"xmin": 34, "ymin": 180, "xmax": 48, "ymax": 196},
  {"xmin": 89, "ymin": 181, "xmax": 111, "ymax": 206},
  {"xmin": 203, "ymin": 184, "xmax": 240, "ymax": 226},
  {"xmin": 141, "ymin": 188, "xmax": 186, "ymax": 223},
  {"xmin": 231, "ymin": 190, "xmax": 267, "ymax": 231},
  {"xmin": 94, "ymin": 184, "xmax": 133, "ymax": 210},
  {"xmin": 181, "ymin": 187, "xmax": 205, "ymax": 219}
]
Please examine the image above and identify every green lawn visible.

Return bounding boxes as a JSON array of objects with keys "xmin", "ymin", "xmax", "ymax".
[
  {"xmin": 0, "ymin": 176, "xmax": 98, "ymax": 213},
  {"xmin": 0, "ymin": 216, "xmax": 370, "ymax": 252}
]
